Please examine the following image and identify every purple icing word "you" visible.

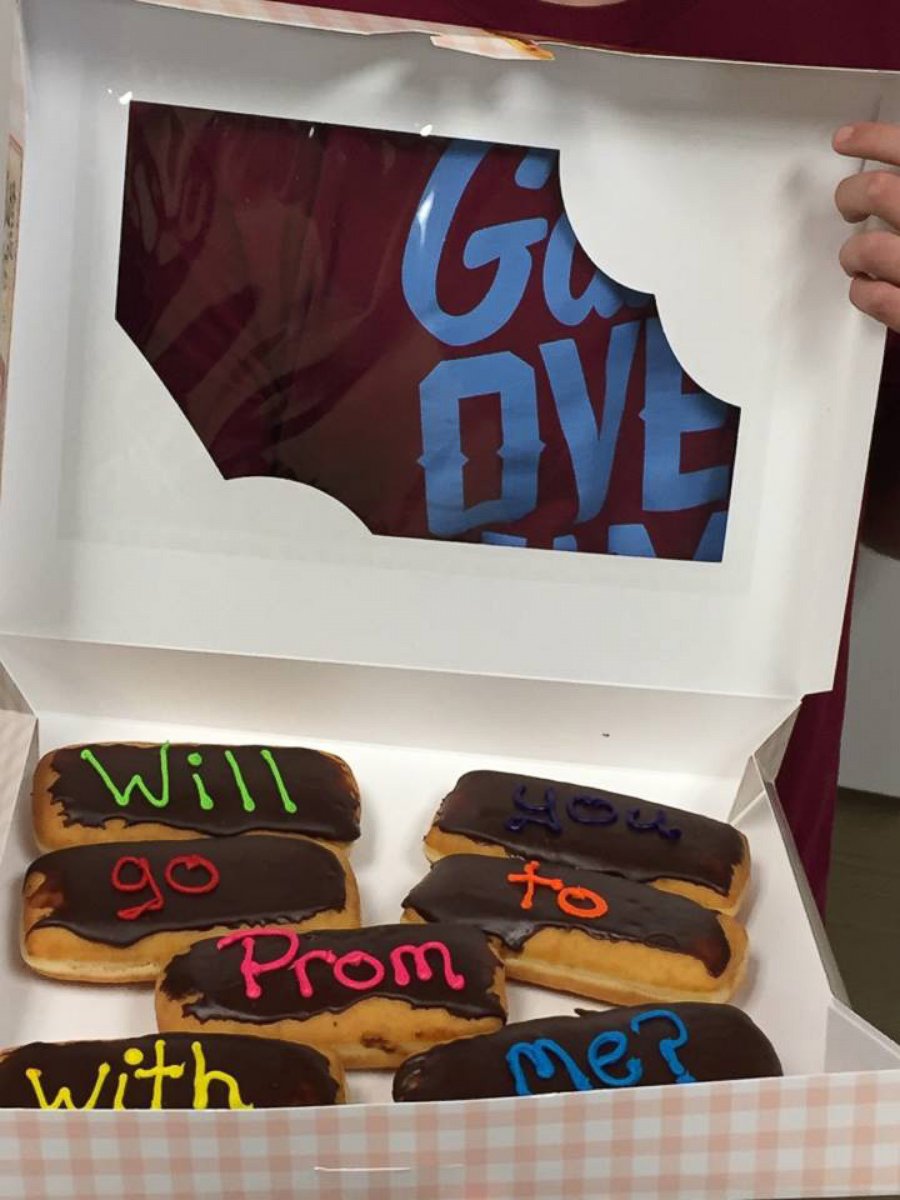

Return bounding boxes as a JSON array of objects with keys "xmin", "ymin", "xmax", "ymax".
[{"xmin": 505, "ymin": 785, "xmax": 682, "ymax": 841}]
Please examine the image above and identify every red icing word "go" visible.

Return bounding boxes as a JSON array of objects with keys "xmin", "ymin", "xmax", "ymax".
[
  {"xmin": 507, "ymin": 860, "xmax": 609, "ymax": 919},
  {"xmin": 111, "ymin": 854, "xmax": 220, "ymax": 921}
]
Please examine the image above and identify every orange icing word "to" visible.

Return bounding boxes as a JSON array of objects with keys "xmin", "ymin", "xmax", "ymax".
[{"xmin": 506, "ymin": 860, "xmax": 609, "ymax": 919}]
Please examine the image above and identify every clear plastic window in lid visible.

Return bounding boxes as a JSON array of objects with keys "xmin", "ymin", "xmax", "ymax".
[{"xmin": 117, "ymin": 102, "xmax": 739, "ymax": 563}]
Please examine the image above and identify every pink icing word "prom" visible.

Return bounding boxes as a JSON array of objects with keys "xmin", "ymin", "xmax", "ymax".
[{"xmin": 216, "ymin": 929, "xmax": 468, "ymax": 1001}]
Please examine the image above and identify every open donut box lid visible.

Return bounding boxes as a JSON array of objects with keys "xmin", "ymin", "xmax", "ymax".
[{"xmin": 0, "ymin": 1, "xmax": 896, "ymax": 1197}]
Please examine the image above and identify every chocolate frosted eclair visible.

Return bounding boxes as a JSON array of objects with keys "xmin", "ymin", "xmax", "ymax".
[
  {"xmin": 424, "ymin": 770, "xmax": 749, "ymax": 914},
  {"xmin": 0, "ymin": 1033, "xmax": 344, "ymax": 1110},
  {"xmin": 33, "ymin": 742, "xmax": 360, "ymax": 851},
  {"xmin": 22, "ymin": 835, "xmax": 360, "ymax": 983},
  {"xmin": 394, "ymin": 1003, "xmax": 781, "ymax": 1102},
  {"xmin": 402, "ymin": 855, "xmax": 747, "ymax": 1005},
  {"xmin": 156, "ymin": 923, "xmax": 507, "ymax": 1069}
]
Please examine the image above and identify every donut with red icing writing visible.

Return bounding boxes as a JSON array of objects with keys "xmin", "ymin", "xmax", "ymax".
[
  {"xmin": 156, "ymin": 923, "xmax": 506, "ymax": 1068},
  {"xmin": 402, "ymin": 854, "xmax": 748, "ymax": 1006},
  {"xmin": 21, "ymin": 835, "xmax": 359, "ymax": 983}
]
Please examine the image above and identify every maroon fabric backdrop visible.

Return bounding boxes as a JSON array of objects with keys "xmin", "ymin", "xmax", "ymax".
[
  {"xmin": 280, "ymin": 0, "xmax": 899, "ymax": 72},
  {"xmin": 777, "ymin": 599, "xmax": 852, "ymax": 914}
]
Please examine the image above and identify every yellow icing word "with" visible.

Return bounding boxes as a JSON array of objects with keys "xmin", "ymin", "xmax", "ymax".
[{"xmin": 25, "ymin": 1040, "xmax": 253, "ymax": 1111}]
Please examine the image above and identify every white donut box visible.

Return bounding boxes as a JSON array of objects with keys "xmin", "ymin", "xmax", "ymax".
[{"xmin": 0, "ymin": 1, "xmax": 896, "ymax": 1197}]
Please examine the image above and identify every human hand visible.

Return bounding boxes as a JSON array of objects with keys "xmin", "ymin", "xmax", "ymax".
[
  {"xmin": 834, "ymin": 125, "xmax": 900, "ymax": 556},
  {"xmin": 835, "ymin": 123, "xmax": 900, "ymax": 331}
]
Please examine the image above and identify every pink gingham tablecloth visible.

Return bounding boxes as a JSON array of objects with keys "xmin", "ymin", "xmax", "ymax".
[{"xmin": 0, "ymin": 1071, "xmax": 898, "ymax": 1200}]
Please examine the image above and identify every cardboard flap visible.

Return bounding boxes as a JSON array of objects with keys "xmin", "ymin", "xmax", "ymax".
[
  {"xmin": 0, "ymin": 0, "xmax": 894, "ymax": 699},
  {"xmin": 827, "ymin": 1002, "xmax": 900, "ymax": 1072}
]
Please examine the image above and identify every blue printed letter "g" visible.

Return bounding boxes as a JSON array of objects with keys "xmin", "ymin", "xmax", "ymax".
[{"xmin": 402, "ymin": 142, "xmax": 549, "ymax": 347}]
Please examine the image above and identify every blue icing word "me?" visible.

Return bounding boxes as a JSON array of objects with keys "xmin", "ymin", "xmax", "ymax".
[{"xmin": 506, "ymin": 1009, "xmax": 696, "ymax": 1097}]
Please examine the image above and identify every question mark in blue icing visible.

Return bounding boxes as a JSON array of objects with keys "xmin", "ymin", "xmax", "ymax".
[{"xmin": 630, "ymin": 1009, "xmax": 697, "ymax": 1084}]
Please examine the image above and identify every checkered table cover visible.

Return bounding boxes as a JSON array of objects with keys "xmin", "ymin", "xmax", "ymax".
[{"xmin": 0, "ymin": 1069, "xmax": 898, "ymax": 1200}]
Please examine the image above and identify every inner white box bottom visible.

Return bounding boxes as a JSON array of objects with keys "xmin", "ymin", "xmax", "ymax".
[{"xmin": 0, "ymin": 709, "xmax": 832, "ymax": 1105}]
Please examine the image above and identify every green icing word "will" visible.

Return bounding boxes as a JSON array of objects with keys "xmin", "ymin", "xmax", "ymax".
[{"xmin": 79, "ymin": 743, "xmax": 298, "ymax": 815}]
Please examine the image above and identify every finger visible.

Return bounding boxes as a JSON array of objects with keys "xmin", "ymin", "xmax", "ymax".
[
  {"xmin": 834, "ymin": 122, "xmax": 900, "ymax": 167},
  {"xmin": 840, "ymin": 230, "xmax": 900, "ymax": 286},
  {"xmin": 835, "ymin": 169, "xmax": 900, "ymax": 225},
  {"xmin": 849, "ymin": 277, "xmax": 900, "ymax": 333}
]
